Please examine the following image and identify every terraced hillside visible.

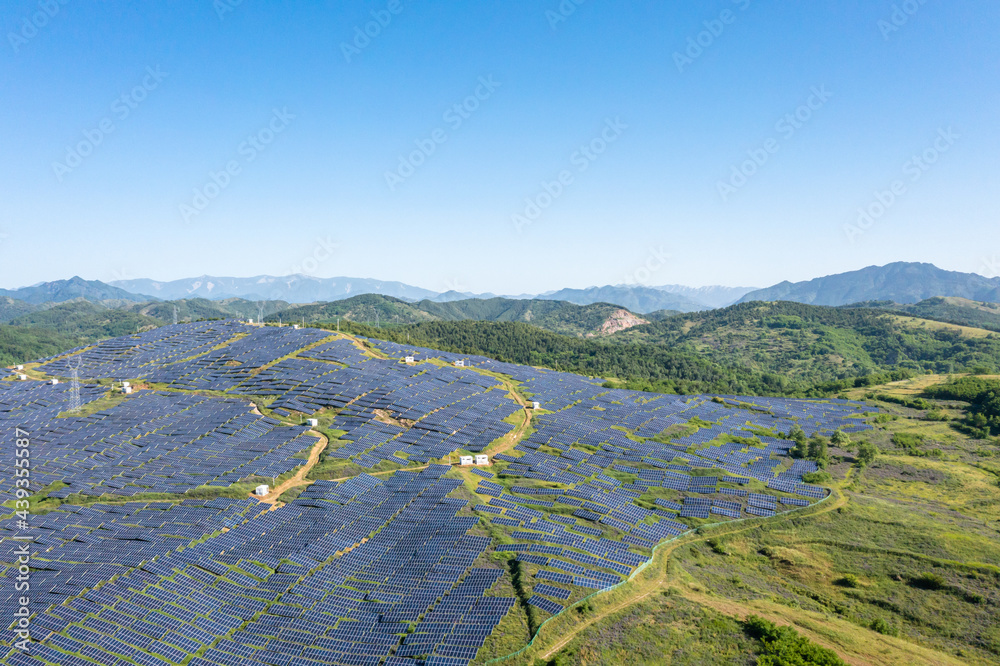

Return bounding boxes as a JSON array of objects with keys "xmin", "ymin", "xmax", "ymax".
[{"xmin": 0, "ymin": 321, "xmax": 996, "ymax": 665}]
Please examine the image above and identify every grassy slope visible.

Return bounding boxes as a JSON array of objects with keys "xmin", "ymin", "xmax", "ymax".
[
  {"xmin": 613, "ymin": 301, "xmax": 1000, "ymax": 385},
  {"xmin": 894, "ymin": 297, "xmax": 1000, "ymax": 333},
  {"xmin": 504, "ymin": 378, "xmax": 1000, "ymax": 666}
]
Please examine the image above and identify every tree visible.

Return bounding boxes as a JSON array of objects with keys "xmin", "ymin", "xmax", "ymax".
[
  {"xmin": 830, "ymin": 428, "xmax": 850, "ymax": 448},
  {"xmin": 807, "ymin": 435, "xmax": 829, "ymax": 467},
  {"xmin": 856, "ymin": 441, "xmax": 879, "ymax": 467},
  {"xmin": 788, "ymin": 425, "xmax": 808, "ymax": 459}
]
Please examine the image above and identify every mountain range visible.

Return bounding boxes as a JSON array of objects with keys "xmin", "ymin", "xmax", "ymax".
[
  {"xmin": 2, "ymin": 263, "xmax": 998, "ymax": 320},
  {"xmin": 737, "ymin": 262, "xmax": 1000, "ymax": 306}
]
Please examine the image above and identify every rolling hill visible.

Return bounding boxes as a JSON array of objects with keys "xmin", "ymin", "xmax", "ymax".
[
  {"xmin": 339, "ymin": 300, "xmax": 1000, "ymax": 397},
  {"xmin": 892, "ymin": 296, "xmax": 1000, "ymax": 332},
  {"xmin": 267, "ymin": 294, "xmax": 649, "ymax": 337},
  {"xmin": 738, "ymin": 262, "xmax": 1000, "ymax": 306}
]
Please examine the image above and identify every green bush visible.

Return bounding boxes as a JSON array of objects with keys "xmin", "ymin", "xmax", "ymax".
[
  {"xmin": 744, "ymin": 615, "xmax": 846, "ymax": 665},
  {"xmin": 910, "ymin": 572, "xmax": 946, "ymax": 590},
  {"xmin": 868, "ymin": 617, "xmax": 898, "ymax": 636},
  {"xmin": 832, "ymin": 574, "xmax": 859, "ymax": 588},
  {"xmin": 802, "ymin": 471, "xmax": 832, "ymax": 484}
]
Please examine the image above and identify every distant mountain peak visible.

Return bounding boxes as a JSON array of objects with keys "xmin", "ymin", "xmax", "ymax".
[{"xmin": 738, "ymin": 262, "xmax": 1000, "ymax": 306}]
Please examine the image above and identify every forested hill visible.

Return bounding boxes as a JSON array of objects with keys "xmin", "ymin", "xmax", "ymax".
[
  {"xmin": 613, "ymin": 301, "xmax": 1000, "ymax": 385},
  {"xmin": 332, "ymin": 301, "xmax": 1000, "ymax": 397}
]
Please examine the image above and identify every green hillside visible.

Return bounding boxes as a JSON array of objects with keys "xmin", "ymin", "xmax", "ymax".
[
  {"xmin": 8, "ymin": 301, "xmax": 162, "ymax": 340},
  {"xmin": 265, "ymin": 294, "xmax": 436, "ymax": 326},
  {"xmin": 337, "ymin": 301, "xmax": 1000, "ymax": 397},
  {"xmin": 894, "ymin": 297, "xmax": 1000, "ymax": 332},
  {"xmin": 127, "ymin": 297, "xmax": 289, "ymax": 322},
  {"xmin": 0, "ymin": 325, "xmax": 80, "ymax": 366},
  {"xmin": 269, "ymin": 294, "xmax": 648, "ymax": 337},
  {"xmin": 613, "ymin": 301, "xmax": 1000, "ymax": 387},
  {"xmin": 0, "ymin": 296, "xmax": 38, "ymax": 323}
]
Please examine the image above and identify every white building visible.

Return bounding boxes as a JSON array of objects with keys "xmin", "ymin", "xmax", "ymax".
[
  {"xmin": 49, "ymin": 379, "xmax": 59, "ymax": 385},
  {"xmin": 306, "ymin": 418, "xmax": 319, "ymax": 427},
  {"xmin": 293, "ymin": 325, "xmax": 300, "ymax": 330},
  {"xmin": 475, "ymin": 454, "xmax": 489, "ymax": 466},
  {"xmin": 459, "ymin": 455, "xmax": 474, "ymax": 466},
  {"xmin": 123, "ymin": 386, "xmax": 133, "ymax": 394},
  {"xmin": 15, "ymin": 365, "xmax": 23, "ymax": 371},
  {"xmin": 404, "ymin": 356, "xmax": 415, "ymax": 364},
  {"xmin": 532, "ymin": 401, "xmax": 541, "ymax": 410},
  {"xmin": 254, "ymin": 484, "xmax": 269, "ymax": 497},
  {"xmin": 17, "ymin": 374, "xmax": 27, "ymax": 381},
  {"xmin": 121, "ymin": 381, "xmax": 130, "ymax": 388}
]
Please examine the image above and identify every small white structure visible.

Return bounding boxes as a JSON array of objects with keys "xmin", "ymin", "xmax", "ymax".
[
  {"xmin": 454, "ymin": 360, "xmax": 465, "ymax": 367},
  {"xmin": 404, "ymin": 356, "xmax": 415, "ymax": 364},
  {"xmin": 121, "ymin": 381, "xmax": 130, "ymax": 389},
  {"xmin": 248, "ymin": 318, "xmax": 254, "ymax": 324},
  {"xmin": 459, "ymin": 455, "xmax": 474, "ymax": 466},
  {"xmin": 532, "ymin": 401, "xmax": 541, "ymax": 410},
  {"xmin": 49, "ymin": 378, "xmax": 59, "ymax": 385},
  {"xmin": 475, "ymin": 454, "xmax": 489, "ymax": 466},
  {"xmin": 254, "ymin": 484, "xmax": 270, "ymax": 497},
  {"xmin": 306, "ymin": 418, "xmax": 319, "ymax": 427},
  {"xmin": 17, "ymin": 374, "xmax": 27, "ymax": 381},
  {"xmin": 15, "ymin": 365, "xmax": 23, "ymax": 371},
  {"xmin": 293, "ymin": 324, "xmax": 300, "ymax": 330},
  {"xmin": 123, "ymin": 386, "xmax": 133, "ymax": 394}
]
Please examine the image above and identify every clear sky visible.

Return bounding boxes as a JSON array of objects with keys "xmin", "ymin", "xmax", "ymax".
[{"xmin": 2, "ymin": 1, "xmax": 997, "ymax": 294}]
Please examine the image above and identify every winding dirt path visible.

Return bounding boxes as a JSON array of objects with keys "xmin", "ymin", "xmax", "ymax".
[
  {"xmin": 485, "ymin": 378, "xmax": 533, "ymax": 457},
  {"xmin": 256, "ymin": 430, "xmax": 329, "ymax": 504},
  {"xmin": 536, "ymin": 488, "xmax": 850, "ymax": 661}
]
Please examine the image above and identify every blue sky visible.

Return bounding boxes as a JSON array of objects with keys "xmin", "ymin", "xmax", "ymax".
[{"xmin": 2, "ymin": 0, "xmax": 997, "ymax": 294}]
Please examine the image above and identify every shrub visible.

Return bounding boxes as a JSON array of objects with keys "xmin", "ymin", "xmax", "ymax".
[
  {"xmin": 802, "ymin": 471, "xmax": 832, "ymax": 484},
  {"xmin": 744, "ymin": 615, "xmax": 846, "ymax": 665},
  {"xmin": 868, "ymin": 617, "xmax": 898, "ymax": 636},
  {"xmin": 833, "ymin": 574, "xmax": 859, "ymax": 588},
  {"xmin": 910, "ymin": 572, "xmax": 946, "ymax": 590},
  {"xmin": 855, "ymin": 442, "xmax": 879, "ymax": 467}
]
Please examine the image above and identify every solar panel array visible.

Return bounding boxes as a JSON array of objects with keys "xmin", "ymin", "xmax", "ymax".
[
  {"xmin": 0, "ymin": 322, "xmax": 876, "ymax": 664},
  {"xmin": 0, "ymin": 389, "xmax": 316, "ymax": 501}
]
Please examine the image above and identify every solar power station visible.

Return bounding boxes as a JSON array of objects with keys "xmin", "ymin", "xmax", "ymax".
[{"xmin": 0, "ymin": 321, "xmax": 874, "ymax": 664}]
